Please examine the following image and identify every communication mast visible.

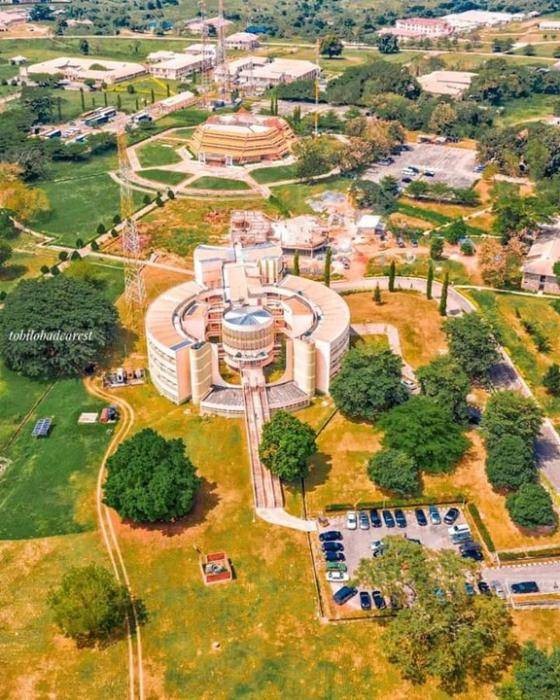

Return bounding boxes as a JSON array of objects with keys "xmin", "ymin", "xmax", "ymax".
[
  {"xmin": 199, "ymin": 0, "xmax": 211, "ymax": 99},
  {"xmin": 216, "ymin": 0, "xmax": 229, "ymax": 99},
  {"xmin": 314, "ymin": 38, "xmax": 320, "ymax": 138},
  {"xmin": 117, "ymin": 131, "xmax": 146, "ymax": 315}
]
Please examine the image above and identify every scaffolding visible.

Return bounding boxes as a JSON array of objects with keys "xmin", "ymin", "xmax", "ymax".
[{"xmin": 117, "ymin": 131, "xmax": 146, "ymax": 314}]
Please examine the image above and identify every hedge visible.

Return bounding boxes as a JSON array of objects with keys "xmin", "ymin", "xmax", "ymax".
[
  {"xmin": 499, "ymin": 547, "xmax": 560, "ymax": 562},
  {"xmin": 467, "ymin": 503, "xmax": 496, "ymax": 553},
  {"xmin": 325, "ymin": 494, "xmax": 467, "ymax": 512}
]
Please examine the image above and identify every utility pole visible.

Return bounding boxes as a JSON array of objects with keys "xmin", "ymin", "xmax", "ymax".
[{"xmin": 314, "ymin": 37, "xmax": 320, "ymax": 138}]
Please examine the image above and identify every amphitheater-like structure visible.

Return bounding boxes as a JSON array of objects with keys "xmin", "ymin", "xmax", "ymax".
[
  {"xmin": 145, "ymin": 242, "xmax": 350, "ymax": 415},
  {"xmin": 189, "ymin": 112, "xmax": 296, "ymax": 166}
]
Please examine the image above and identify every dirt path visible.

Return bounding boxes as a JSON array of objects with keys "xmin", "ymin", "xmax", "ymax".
[{"xmin": 84, "ymin": 377, "xmax": 144, "ymax": 700}]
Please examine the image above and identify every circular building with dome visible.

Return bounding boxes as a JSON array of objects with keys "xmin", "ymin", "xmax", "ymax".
[{"xmin": 145, "ymin": 242, "xmax": 350, "ymax": 415}]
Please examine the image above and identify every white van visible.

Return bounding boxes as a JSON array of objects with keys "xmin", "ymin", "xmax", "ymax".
[{"xmin": 448, "ymin": 524, "xmax": 471, "ymax": 544}]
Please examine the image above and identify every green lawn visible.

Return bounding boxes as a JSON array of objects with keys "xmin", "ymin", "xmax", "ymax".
[
  {"xmin": 270, "ymin": 176, "xmax": 350, "ymax": 215},
  {"xmin": 139, "ymin": 168, "xmax": 187, "ymax": 186},
  {"xmin": 189, "ymin": 176, "xmax": 251, "ymax": 191},
  {"xmin": 136, "ymin": 141, "xmax": 182, "ymax": 168},
  {"xmin": 251, "ymin": 163, "xmax": 299, "ymax": 184},
  {"xmin": 0, "ymin": 247, "xmax": 59, "ymax": 295},
  {"xmin": 497, "ymin": 93, "xmax": 558, "ymax": 126},
  {"xmin": 0, "ymin": 373, "xmax": 113, "ymax": 539}
]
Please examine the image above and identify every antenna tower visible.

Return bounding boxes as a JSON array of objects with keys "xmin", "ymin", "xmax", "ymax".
[
  {"xmin": 117, "ymin": 131, "xmax": 146, "ymax": 315},
  {"xmin": 216, "ymin": 0, "xmax": 228, "ymax": 98},
  {"xmin": 199, "ymin": 0, "xmax": 210, "ymax": 99},
  {"xmin": 314, "ymin": 38, "xmax": 320, "ymax": 138}
]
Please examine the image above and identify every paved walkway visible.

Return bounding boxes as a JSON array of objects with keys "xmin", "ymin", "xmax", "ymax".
[{"xmin": 351, "ymin": 322, "xmax": 416, "ymax": 381}]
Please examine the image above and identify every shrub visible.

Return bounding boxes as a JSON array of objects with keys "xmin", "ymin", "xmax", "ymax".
[
  {"xmin": 259, "ymin": 410, "xmax": 316, "ymax": 481},
  {"xmin": 506, "ymin": 483, "xmax": 556, "ymax": 529},
  {"xmin": 367, "ymin": 449, "xmax": 420, "ymax": 496},
  {"xmin": 486, "ymin": 435, "xmax": 536, "ymax": 491}
]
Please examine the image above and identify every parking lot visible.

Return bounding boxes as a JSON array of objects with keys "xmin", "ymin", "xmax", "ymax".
[
  {"xmin": 316, "ymin": 506, "xmax": 470, "ymax": 613},
  {"xmin": 363, "ymin": 142, "xmax": 479, "ymax": 190}
]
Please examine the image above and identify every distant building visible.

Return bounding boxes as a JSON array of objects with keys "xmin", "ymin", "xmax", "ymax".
[
  {"xmin": 522, "ymin": 233, "xmax": 560, "ymax": 294},
  {"xmin": 442, "ymin": 10, "xmax": 525, "ymax": 31},
  {"xmin": 184, "ymin": 43, "xmax": 218, "ymax": 62},
  {"xmin": 10, "ymin": 54, "xmax": 27, "ymax": 65},
  {"xmin": 148, "ymin": 90, "xmax": 198, "ymax": 119},
  {"xmin": 66, "ymin": 19, "xmax": 94, "ymax": 28},
  {"xmin": 383, "ymin": 17, "xmax": 453, "ymax": 39},
  {"xmin": 186, "ymin": 15, "xmax": 233, "ymax": 34},
  {"xmin": 225, "ymin": 31, "xmax": 261, "ymax": 50},
  {"xmin": 190, "ymin": 112, "xmax": 296, "ymax": 165},
  {"xmin": 0, "ymin": 9, "xmax": 27, "ymax": 31},
  {"xmin": 146, "ymin": 50, "xmax": 177, "ymax": 64},
  {"xmin": 26, "ymin": 57, "xmax": 146, "ymax": 86},
  {"xmin": 147, "ymin": 52, "xmax": 212, "ymax": 80},
  {"xmin": 539, "ymin": 21, "xmax": 560, "ymax": 30},
  {"xmin": 418, "ymin": 70, "xmax": 477, "ymax": 97},
  {"xmin": 272, "ymin": 215, "xmax": 329, "ymax": 256},
  {"xmin": 230, "ymin": 210, "xmax": 273, "ymax": 246},
  {"xmin": 356, "ymin": 214, "xmax": 385, "ymax": 237}
]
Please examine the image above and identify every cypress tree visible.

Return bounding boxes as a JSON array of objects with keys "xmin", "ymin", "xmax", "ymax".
[
  {"xmin": 324, "ymin": 247, "xmax": 332, "ymax": 287},
  {"xmin": 439, "ymin": 271, "xmax": 449, "ymax": 316},
  {"xmin": 427, "ymin": 259, "xmax": 434, "ymax": 300},
  {"xmin": 103, "ymin": 91, "xmax": 108, "ymax": 107},
  {"xmin": 151, "ymin": 88, "xmax": 155, "ymax": 104},
  {"xmin": 374, "ymin": 283, "xmax": 382, "ymax": 305},
  {"xmin": 388, "ymin": 259, "xmax": 396, "ymax": 292},
  {"xmin": 80, "ymin": 88, "xmax": 85, "ymax": 111},
  {"xmin": 293, "ymin": 250, "xmax": 300, "ymax": 276}
]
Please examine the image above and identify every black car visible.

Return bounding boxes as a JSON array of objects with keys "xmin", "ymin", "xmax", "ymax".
[
  {"xmin": 359, "ymin": 591, "xmax": 372, "ymax": 611},
  {"xmin": 324, "ymin": 551, "xmax": 345, "ymax": 562},
  {"xmin": 461, "ymin": 547, "xmax": 483, "ymax": 562},
  {"xmin": 394, "ymin": 509, "xmax": 407, "ymax": 528},
  {"xmin": 477, "ymin": 581, "xmax": 491, "ymax": 595},
  {"xmin": 443, "ymin": 507, "xmax": 460, "ymax": 525},
  {"xmin": 511, "ymin": 581, "xmax": 539, "ymax": 595},
  {"xmin": 382, "ymin": 509, "xmax": 395, "ymax": 528},
  {"xmin": 369, "ymin": 508, "xmax": 382, "ymax": 528},
  {"xmin": 319, "ymin": 530, "xmax": 343, "ymax": 542},
  {"xmin": 415, "ymin": 508, "xmax": 428, "ymax": 526},
  {"xmin": 322, "ymin": 541, "xmax": 344, "ymax": 552},
  {"xmin": 372, "ymin": 590, "xmax": 386, "ymax": 610},
  {"xmin": 333, "ymin": 586, "xmax": 358, "ymax": 605}
]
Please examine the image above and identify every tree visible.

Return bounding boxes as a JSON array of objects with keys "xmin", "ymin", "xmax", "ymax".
[
  {"xmin": 498, "ymin": 642, "xmax": 560, "ymax": 700},
  {"xmin": 351, "ymin": 176, "xmax": 398, "ymax": 214},
  {"xmin": 444, "ymin": 218, "xmax": 467, "ymax": 245},
  {"xmin": 506, "ymin": 483, "xmax": 556, "ymax": 529},
  {"xmin": 439, "ymin": 271, "xmax": 449, "ymax": 316},
  {"xmin": 48, "ymin": 564, "xmax": 132, "ymax": 646},
  {"xmin": 486, "ymin": 435, "xmax": 536, "ymax": 491},
  {"xmin": 426, "ymin": 259, "xmax": 434, "ymax": 299},
  {"xmin": 354, "ymin": 537, "xmax": 513, "ymax": 690},
  {"xmin": 443, "ymin": 313, "xmax": 499, "ymax": 381},
  {"xmin": 367, "ymin": 449, "xmax": 419, "ymax": 496},
  {"xmin": 483, "ymin": 391, "xmax": 543, "ymax": 449},
  {"xmin": 492, "ymin": 191, "xmax": 553, "ymax": 245},
  {"xmin": 79, "ymin": 39, "xmax": 90, "ymax": 55},
  {"xmin": 0, "ymin": 166, "xmax": 50, "ymax": 222},
  {"xmin": 377, "ymin": 34, "xmax": 400, "ymax": 55},
  {"xmin": 324, "ymin": 247, "xmax": 332, "ymax": 287},
  {"xmin": 388, "ymin": 259, "xmax": 396, "ymax": 291},
  {"xmin": 0, "ymin": 240, "xmax": 12, "ymax": 268},
  {"xmin": 430, "ymin": 236, "xmax": 444, "ymax": 260},
  {"xmin": 380, "ymin": 396, "xmax": 469, "ymax": 473},
  {"xmin": 320, "ymin": 34, "xmax": 343, "ymax": 59},
  {"xmin": 373, "ymin": 283, "xmax": 382, "ymax": 305},
  {"xmin": 330, "ymin": 346, "xmax": 408, "ymax": 421},
  {"xmin": 293, "ymin": 250, "xmax": 300, "ymax": 276},
  {"xmin": 259, "ymin": 411, "xmax": 316, "ymax": 481},
  {"xmin": 294, "ymin": 137, "xmax": 336, "ymax": 181},
  {"xmin": 543, "ymin": 364, "xmax": 560, "ymax": 396},
  {"xmin": 416, "ymin": 355, "xmax": 470, "ymax": 423},
  {"xmin": 429, "ymin": 102, "xmax": 458, "ymax": 136},
  {"xmin": 0, "ymin": 276, "xmax": 117, "ymax": 378},
  {"xmin": 104, "ymin": 429, "xmax": 200, "ymax": 522}
]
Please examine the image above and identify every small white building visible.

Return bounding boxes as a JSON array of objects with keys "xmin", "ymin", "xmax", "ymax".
[
  {"xmin": 236, "ymin": 58, "xmax": 320, "ymax": 92},
  {"xmin": 522, "ymin": 233, "xmax": 560, "ymax": 294},
  {"xmin": 442, "ymin": 10, "xmax": 523, "ymax": 31},
  {"xmin": 384, "ymin": 18, "xmax": 453, "ymax": 39},
  {"xmin": 418, "ymin": 70, "xmax": 477, "ymax": 97},
  {"xmin": 539, "ymin": 21, "xmax": 560, "ymax": 31},
  {"xmin": 225, "ymin": 31, "xmax": 260, "ymax": 50},
  {"xmin": 186, "ymin": 16, "xmax": 233, "ymax": 34},
  {"xmin": 356, "ymin": 214, "xmax": 385, "ymax": 237},
  {"xmin": 148, "ymin": 53, "xmax": 212, "ymax": 80},
  {"xmin": 184, "ymin": 43, "xmax": 218, "ymax": 62},
  {"xmin": 146, "ymin": 50, "xmax": 177, "ymax": 64},
  {"xmin": 10, "ymin": 54, "xmax": 28, "ymax": 66}
]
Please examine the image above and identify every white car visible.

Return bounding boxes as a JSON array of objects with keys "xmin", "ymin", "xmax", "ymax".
[
  {"xmin": 327, "ymin": 570, "xmax": 350, "ymax": 583},
  {"xmin": 346, "ymin": 511, "xmax": 358, "ymax": 530},
  {"xmin": 370, "ymin": 540, "xmax": 385, "ymax": 556}
]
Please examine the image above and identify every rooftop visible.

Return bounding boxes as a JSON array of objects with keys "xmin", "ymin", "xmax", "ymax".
[
  {"xmin": 523, "ymin": 233, "xmax": 560, "ymax": 277},
  {"xmin": 223, "ymin": 306, "xmax": 273, "ymax": 328}
]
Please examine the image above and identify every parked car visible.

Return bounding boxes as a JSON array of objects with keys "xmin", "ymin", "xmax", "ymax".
[
  {"xmin": 324, "ymin": 551, "xmax": 345, "ymax": 562},
  {"xmin": 370, "ymin": 539, "xmax": 385, "ymax": 557},
  {"xmin": 382, "ymin": 509, "xmax": 395, "ymax": 528},
  {"xmin": 333, "ymin": 586, "xmax": 358, "ymax": 605},
  {"xmin": 327, "ymin": 570, "xmax": 350, "ymax": 583},
  {"xmin": 424, "ymin": 169, "xmax": 435, "ymax": 177},
  {"xmin": 443, "ymin": 507, "xmax": 460, "ymax": 525},
  {"xmin": 326, "ymin": 561, "xmax": 347, "ymax": 572},
  {"xmin": 322, "ymin": 541, "xmax": 344, "ymax": 552},
  {"xmin": 359, "ymin": 511, "xmax": 370, "ymax": 530},
  {"xmin": 319, "ymin": 530, "xmax": 343, "ymax": 542},
  {"xmin": 369, "ymin": 508, "xmax": 382, "ymax": 528},
  {"xmin": 372, "ymin": 590, "xmax": 386, "ymax": 609},
  {"xmin": 477, "ymin": 580, "xmax": 491, "ymax": 595},
  {"xmin": 511, "ymin": 581, "xmax": 539, "ymax": 595},
  {"xmin": 491, "ymin": 580, "xmax": 506, "ymax": 598},
  {"xmin": 359, "ymin": 591, "xmax": 372, "ymax": 610},
  {"xmin": 346, "ymin": 511, "xmax": 358, "ymax": 530},
  {"xmin": 402, "ymin": 176, "xmax": 412, "ymax": 183},
  {"xmin": 415, "ymin": 508, "xmax": 428, "ymax": 526},
  {"xmin": 378, "ymin": 157, "xmax": 394, "ymax": 166},
  {"xmin": 428, "ymin": 505, "xmax": 441, "ymax": 525},
  {"xmin": 394, "ymin": 509, "xmax": 407, "ymax": 528},
  {"xmin": 460, "ymin": 543, "xmax": 483, "ymax": 561}
]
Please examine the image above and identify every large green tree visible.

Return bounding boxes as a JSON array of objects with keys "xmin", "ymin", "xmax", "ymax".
[
  {"xmin": 443, "ymin": 313, "xmax": 499, "ymax": 381},
  {"xmin": 259, "ymin": 410, "xmax": 316, "ymax": 481},
  {"xmin": 0, "ymin": 276, "xmax": 117, "ymax": 378},
  {"xmin": 506, "ymin": 483, "xmax": 556, "ymax": 529},
  {"xmin": 483, "ymin": 391, "xmax": 543, "ymax": 449},
  {"xmin": 379, "ymin": 396, "xmax": 470, "ymax": 473},
  {"xmin": 103, "ymin": 429, "xmax": 200, "ymax": 523},
  {"xmin": 330, "ymin": 346, "xmax": 408, "ymax": 421},
  {"xmin": 319, "ymin": 34, "xmax": 343, "ymax": 58},
  {"xmin": 486, "ymin": 435, "xmax": 536, "ymax": 491},
  {"xmin": 48, "ymin": 564, "xmax": 132, "ymax": 646},
  {"xmin": 498, "ymin": 642, "xmax": 560, "ymax": 699},
  {"xmin": 367, "ymin": 448, "xmax": 419, "ymax": 496},
  {"xmin": 416, "ymin": 355, "xmax": 470, "ymax": 423},
  {"xmin": 354, "ymin": 537, "xmax": 513, "ymax": 691}
]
